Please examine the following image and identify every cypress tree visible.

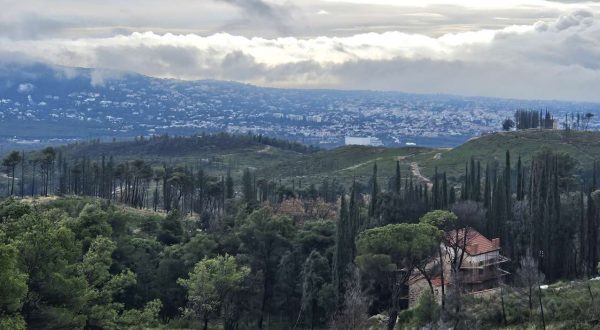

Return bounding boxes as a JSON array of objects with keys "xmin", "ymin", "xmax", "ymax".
[
  {"xmin": 464, "ymin": 163, "xmax": 470, "ymax": 200},
  {"xmin": 333, "ymin": 194, "xmax": 350, "ymax": 310},
  {"xmin": 368, "ymin": 163, "xmax": 379, "ymax": 218},
  {"xmin": 395, "ymin": 160, "xmax": 401, "ymax": 195},
  {"xmin": 516, "ymin": 155, "xmax": 523, "ymax": 201},
  {"xmin": 475, "ymin": 160, "xmax": 481, "ymax": 202},
  {"xmin": 505, "ymin": 150, "xmax": 512, "ymax": 218},
  {"xmin": 442, "ymin": 172, "xmax": 448, "ymax": 209},
  {"xmin": 226, "ymin": 169, "xmax": 235, "ymax": 199},
  {"xmin": 593, "ymin": 161, "xmax": 598, "ymax": 192},
  {"xmin": 449, "ymin": 186, "xmax": 456, "ymax": 205},
  {"xmin": 484, "ymin": 163, "xmax": 491, "ymax": 209},
  {"xmin": 30, "ymin": 158, "xmax": 36, "ymax": 197},
  {"xmin": 579, "ymin": 188, "xmax": 586, "ymax": 275},
  {"xmin": 424, "ymin": 185, "xmax": 429, "ymax": 211},
  {"xmin": 549, "ymin": 156, "xmax": 562, "ymax": 276},
  {"xmin": 587, "ymin": 191, "xmax": 596, "ymax": 274},
  {"xmin": 491, "ymin": 174, "xmax": 507, "ymax": 241},
  {"xmin": 470, "ymin": 157, "xmax": 476, "ymax": 200},
  {"xmin": 242, "ymin": 168, "xmax": 254, "ymax": 204},
  {"xmin": 349, "ymin": 181, "xmax": 360, "ymax": 258},
  {"xmin": 433, "ymin": 167, "xmax": 439, "ymax": 209},
  {"xmin": 20, "ymin": 150, "xmax": 25, "ymax": 198},
  {"xmin": 408, "ymin": 175, "xmax": 416, "ymax": 202}
]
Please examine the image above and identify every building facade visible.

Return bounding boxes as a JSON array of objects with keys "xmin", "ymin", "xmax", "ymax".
[
  {"xmin": 344, "ymin": 136, "xmax": 384, "ymax": 146},
  {"xmin": 408, "ymin": 228, "xmax": 509, "ymax": 307}
]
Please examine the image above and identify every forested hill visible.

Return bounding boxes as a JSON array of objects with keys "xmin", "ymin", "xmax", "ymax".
[
  {"xmin": 58, "ymin": 133, "xmax": 317, "ymax": 158},
  {"xmin": 5, "ymin": 129, "xmax": 600, "ymax": 329},
  {"xmin": 47, "ymin": 133, "xmax": 315, "ymax": 176},
  {"xmin": 31, "ymin": 129, "xmax": 600, "ymax": 186}
]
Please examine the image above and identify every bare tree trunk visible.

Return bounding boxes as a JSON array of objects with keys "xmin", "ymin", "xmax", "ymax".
[
  {"xmin": 10, "ymin": 166, "xmax": 15, "ymax": 196},
  {"xmin": 258, "ymin": 263, "xmax": 271, "ymax": 329},
  {"xmin": 417, "ymin": 265, "xmax": 435, "ymax": 295},
  {"xmin": 500, "ymin": 285, "xmax": 507, "ymax": 326},
  {"xmin": 538, "ymin": 284, "xmax": 545, "ymax": 330},
  {"xmin": 20, "ymin": 151, "xmax": 24, "ymax": 198},
  {"xmin": 387, "ymin": 270, "xmax": 409, "ymax": 330},
  {"xmin": 387, "ymin": 309, "xmax": 398, "ymax": 330},
  {"xmin": 5, "ymin": 169, "xmax": 9, "ymax": 197},
  {"xmin": 439, "ymin": 248, "xmax": 446, "ymax": 308},
  {"xmin": 528, "ymin": 285, "xmax": 533, "ymax": 311}
]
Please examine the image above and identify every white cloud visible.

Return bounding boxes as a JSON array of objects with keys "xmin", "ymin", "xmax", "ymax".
[
  {"xmin": 0, "ymin": 25, "xmax": 531, "ymax": 68},
  {"xmin": 322, "ymin": 0, "xmax": 580, "ymax": 9},
  {"xmin": 1, "ymin": 10, "xmax": 600, "ymax": 101}
]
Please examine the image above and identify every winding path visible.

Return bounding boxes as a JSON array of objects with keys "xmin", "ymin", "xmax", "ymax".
[{"xmin": 410, "ymin": 162, "xmax": 432, "ymax": 188}]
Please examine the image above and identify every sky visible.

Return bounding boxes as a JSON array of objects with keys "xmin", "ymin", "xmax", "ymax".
[{"xmin": 2, "ymin": 0, "xmax": 600, "ymax": 102}]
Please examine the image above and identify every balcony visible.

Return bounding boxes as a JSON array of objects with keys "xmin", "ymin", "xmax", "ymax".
[
  {"xmin": 461, "ymin": 268, "xmax": 510, "ymax": 284},
  {"xmin": 460, "ymin": 255, "xmax": 510, "ymax": 269}
]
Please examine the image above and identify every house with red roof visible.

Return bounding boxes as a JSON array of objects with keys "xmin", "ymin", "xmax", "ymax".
[{"xmin": 408, "ymin": 227, "xmax": 509, "ymax": 307}]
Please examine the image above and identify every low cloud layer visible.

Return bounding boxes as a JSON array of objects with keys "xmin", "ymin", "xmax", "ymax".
[{"xmin": 1, "ymin": 8, "xmax": 600, "ymax": 102}]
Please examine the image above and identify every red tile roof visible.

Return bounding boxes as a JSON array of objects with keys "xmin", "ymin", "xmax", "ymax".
[{"xmin": 446, "ymin": 228, "xmax": 500, "ymax": 256}]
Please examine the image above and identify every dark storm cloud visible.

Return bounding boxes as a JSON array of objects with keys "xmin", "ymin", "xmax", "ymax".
[
  {"xmin": 0, "ymin": 13, "xmax": 70, "ymax": 39},
  {"xmin": 215, "ymin": 0, "xmax": 284, "ymax": 19},
  {"xmin": 214, "ymin": 0, "xmax": 294, "ymax": 34}
]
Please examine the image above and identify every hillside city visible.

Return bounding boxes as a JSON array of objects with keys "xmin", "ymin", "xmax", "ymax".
[{"xmin": 2, "ymin": 66, "xmax": 600, "ymax": 150}]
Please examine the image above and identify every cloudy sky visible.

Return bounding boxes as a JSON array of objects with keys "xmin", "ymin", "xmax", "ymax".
[{"xmin": 2, "ymin": 0, "xmax": 600, "ymax": 101}]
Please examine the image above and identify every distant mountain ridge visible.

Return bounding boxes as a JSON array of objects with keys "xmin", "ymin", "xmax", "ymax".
[{"xmin": 2, "ymin": 61, "xmax": 600, "ymax": 152}]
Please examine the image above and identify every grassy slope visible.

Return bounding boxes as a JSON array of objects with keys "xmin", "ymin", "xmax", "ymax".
[
  {"xmin": 465, "ymin": 278, "xmax": 600, "ymax": 329},
  {"xmin": 259, "ymin": 145, "xmax": 433, "ymax": 186},
  {"xmin": 411, "ymin": 129, "xmax": 600, "ymax": 180},
  {"xmin": 260, "ymin": 129, "xmax": 600, "ymax": 186}
]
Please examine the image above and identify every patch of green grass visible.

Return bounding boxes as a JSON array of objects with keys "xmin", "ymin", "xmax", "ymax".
[
  {"xmin": 411, "ymin": 129, "xmax": 600, "ymax": 180},
  {"xmin": 258, "ymin": 146, "xmax": 432, "ymax": 187},
  {"xmin": 466, "ymin": 279, "xmax": 600, "ymax": 329}
]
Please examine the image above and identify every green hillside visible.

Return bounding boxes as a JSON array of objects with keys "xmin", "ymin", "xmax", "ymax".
[
  {"xmin": 25, "ymin": 129, "xmax": 600, "ymax": 188},
  {"xmin": 261, "ymin": 130, "xmax": 600, "ymax": 186},
  {"xmin": 258, "ymin": 145, "xmax": 433, "ymax": 186},
  {"xmin": 53, "ymin": 133, "xmax": 308, "ymax": 177},
  {"xmin": 412, "ymin": 129, "xmax": 600, "ymax": 180}
]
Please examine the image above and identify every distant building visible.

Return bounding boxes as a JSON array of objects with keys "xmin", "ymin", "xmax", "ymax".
[
  {"xmin": 306, "ymin": 115, "xmax": 323, "ymax": 123},
  {"xmin": 408, "ymin": 228, "xmax": 509, "ymax": 307},
  {"xmin": 344, "ymin": 136, "xmax": 383, "ymax": 146}
]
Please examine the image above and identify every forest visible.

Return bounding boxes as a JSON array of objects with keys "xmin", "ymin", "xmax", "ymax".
[{"xmin": 2, "ymin": 133, "xmax": 600, "ymax": 329}]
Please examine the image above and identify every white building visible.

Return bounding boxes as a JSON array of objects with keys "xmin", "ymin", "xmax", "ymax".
[{"xmin": 344, "ymin": 136, "xmax": 383, "ymax": 146}]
